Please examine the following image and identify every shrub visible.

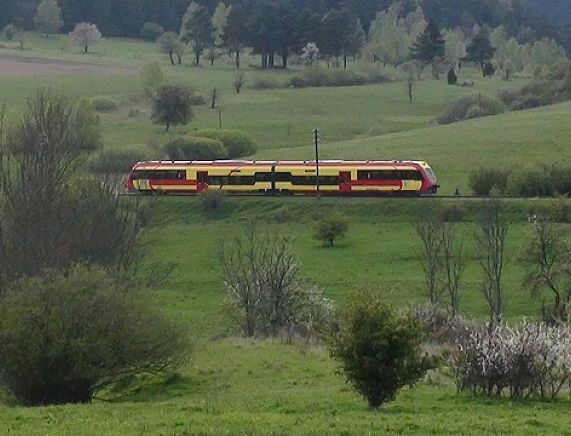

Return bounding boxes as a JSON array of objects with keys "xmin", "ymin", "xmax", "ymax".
[
  {"xmin": 193, "ymin": 129, "xmax": 256, "ymax": 158},
  {"xmin": 434, "ymin": 94, "xmax": 506, "ymax": 125},
  {"xmin": 140, "ymin": 62, "xmax": 164, "ymax": 97},
  {"xmin": 188, "ymin": 93, "xmax": 206, "ymax": 106},
  {"xmin": 75, "ymin": 97, "xmax": 101, "ymax": 151},
  {"xmin": 454, "ymin": 322, "xmax": 571, "ymax": 399},
  {"xmin": 91, "ymin": 96, "xmax": 119, "ymax": 112},
  {"xmin": 163, "ymin": 136, "xmax": 227, "ymax": 160},
  {"xmin": 221, "ymin": 228, "xmax": 333, "ymax": 339},
  {"xmin": 508, "ymin": 169, "xmax": 553, "ymax": 197},
  {"xmin": 468, "ymin": 168, "xmax": 509, "ymax": 196},
  {"xmin": 199, "ymin": 189, "xmax": 226, "ymax": 215},
  {"xmin": 358, "ymin": 63, "xmax": 399, "ymax": 84},
  {"xmin": 0, "ymin": 266, "xmax": 185, "ymax": 406},
  {"xmin": 437, "ymin": 205, "xmax": 465, "ymax": 222},
  {"xmin": 409, "ymin": 304, "xmax": 473, "ymax": 344},
  {"xmin": 250, "ymin": 76, "xmax": 281, "ymax": 90},
  {"xmin": 87, "ymin": 146, "xmax": 156, "ymax": 174},
  {"xmin": 140, "ymin": 22, "xmax": 164, "ymax": 41},
  {"xmin": 447, "ymin": 68, "xmax": 458, "ymax": 85},
  {"xmin": 313, "ymin": 214, "xmax": 349, "ymax": 246},
  {"xmin": 287, "ymin": 67, "xmax": 369, "ymax": 88},
  {"xmin": 329, "ymin": 289, "xmax": 433, "ymax": 409}
]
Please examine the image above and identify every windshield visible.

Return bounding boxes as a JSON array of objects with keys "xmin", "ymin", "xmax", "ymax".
[{"xmin": 424, "ymin": 167, "xmax": 437, "ymax": 182}]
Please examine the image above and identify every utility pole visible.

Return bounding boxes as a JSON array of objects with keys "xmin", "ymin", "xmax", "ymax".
[{"xmin": 313, "ymin": 128, "xmax": 320, "ymax": 197}]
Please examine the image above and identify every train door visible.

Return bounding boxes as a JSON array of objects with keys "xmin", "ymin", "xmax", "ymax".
[
  {"xmin": 339, "ymin": 171, "xmax": 352, "ymax": 193},
  {"xmin": 197, "ymin": 171, "xmax": 208, "ymax": 192}
]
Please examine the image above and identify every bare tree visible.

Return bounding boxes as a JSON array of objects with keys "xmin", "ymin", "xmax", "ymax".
[
  {"xmin": 474, "ymin": 200, "xmax": 509, "ymax": 325},
  {"xmin": 416, "ymin": 214, "xmax": 444, "ymax": 305},
  {"xmin": 441, "ymin": 223, "xmax": 466, "ymax": 317},
  {"xmin": 220, "ymin": 227, "xmax": 332, "ymax": 338},
  {"xmin": 523, "ymin": 216, "xmax": 571, "ymax": 323}
]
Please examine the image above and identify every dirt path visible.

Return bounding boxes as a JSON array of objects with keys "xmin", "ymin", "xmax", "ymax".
[{"xmin": 0, "ymin": 53, "xmax": 137, "ymax": 77}]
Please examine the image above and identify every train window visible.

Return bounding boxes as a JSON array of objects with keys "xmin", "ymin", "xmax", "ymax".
[
  {"xmin": 358, "ymin": 170, "xmax": 396, "ymax": 180},
  {"xmin": 399, "ymin": 170, "xmax": 423, "ymax": 180},
  {"xmin": 132, "ymin": 170, "xmax": 185, "ymax": 180},
  {"xmin": 207, "ymin": 176, "xmax": 255, "ymax": 185},
  {"xmin": 255, "ymin": 172, "xmax": 272, "ymax": 182},
  {"xmin": 290, "ymin": 176, "xmax": 340, "ymax": 185}
]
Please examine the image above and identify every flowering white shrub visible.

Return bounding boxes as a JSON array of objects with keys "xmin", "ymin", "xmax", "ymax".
[{"xmin": 454, "ymin": 322, "xmax": 571, "ymax": 399}]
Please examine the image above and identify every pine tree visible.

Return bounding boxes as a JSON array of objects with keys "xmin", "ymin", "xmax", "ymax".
[
  {"xmin": 411, "ymin": 20, "xmax": 445, "ymax": 65},
  {"xmin": 465, "ymin": 29, "xmax": 496, "ymax": 77},
  {"xmin": 34, "ymin": 0, "xmax": 64, "ymax": 38}
]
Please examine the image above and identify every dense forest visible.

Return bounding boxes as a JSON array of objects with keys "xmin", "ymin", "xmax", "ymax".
[{"xmin": 1, "ymin": 0, "xmax": 568, "ymax": 50}]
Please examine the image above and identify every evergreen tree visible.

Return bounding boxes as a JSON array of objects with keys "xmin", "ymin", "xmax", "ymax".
[
  {"xmin": 465, "ymin": 29, "xmax": 496, "ymax": 77},
  {"xmin": 34, "ymin": 0, "xmax": 63, "ymax": 38},
  {"xmin": 319, "ymin": 8, "xmax": 360, "ymax": 69},
  {"xmin": 411, "ymin": 20, "xmax": 445, "ymax": 65},
  {"xmin": 181, "ymin": 5, "xmax": 214, "ymax": 65}
]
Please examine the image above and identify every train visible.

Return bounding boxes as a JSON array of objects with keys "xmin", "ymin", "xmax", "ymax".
[{"xmin": 126, "ymin": 160, "xmax": 439, "ymax": 196}]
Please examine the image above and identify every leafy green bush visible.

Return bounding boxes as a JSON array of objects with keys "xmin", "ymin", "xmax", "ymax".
[
  {"xmin": 87, "ymin": 146, "xmax": 156, "ymax": 174},
  {"xmin": 91, "ymin": 96, "xmax": 119, "ymax": 112},
  {"xmin": 163, "ymin": 136, "xmax": 227, "ymax": 160},
  {"xmin": 468, "ymin": 168, "xmax": 509, "ymax": 196},
  {"xmin": 0, "ymin": 266, "xmax": 185, "ymax": 406},
  {"xmin": 75, "ymin": 97, "xmax": 101, "ymax": 151},
  {"xmin": 140, "ymin": 22, "xmax": 164, "ymax": 41},
  {"xmin": 250, "ymin": 76, "xmax": 281, "ymax": 90},
  {"xmin": 329, "ymin": 289, "xmax": 433, "ymax": 409},
  {"xmin": 199, "ymin": 189, "xmax": 226, "ymax": 215},
  {"xmin": 193, "ymin": 129, "xmax": 257, "ymax": 158},
  {"xmin": 288, "ymin": 67, "xmax": 369, "ymax": 88},
  {"xmin": 313, "ymin": 214, "xmax": 349, "ymax": 246},
  {"xmin": 434, "ymin": 94, "xmax": 506, "ymax": 125}
]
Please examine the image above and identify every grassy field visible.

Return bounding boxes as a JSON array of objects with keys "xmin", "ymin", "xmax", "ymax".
[{"xmin": 2, "ymin": 35, "xmax": 571, "ymax": 434}]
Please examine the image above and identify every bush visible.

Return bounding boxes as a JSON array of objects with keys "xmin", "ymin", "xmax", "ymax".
[
  {"xmin": 140, "ymin": 62, "xmax": 164, "ymax": 97},
  {"xmin": 75, "ymin": 97, "xmax": 101, "ymax": 151},
  {"xmin": 434, "ymin": 94, "xmax": 506, "ymax": 125},
  {"xmin": 199, "ymin": 189, "xmax": 225, "ymax": 215},
  {"xmin": 313, "ymin": 214, "xmax": 349, "ymax": 246},
  {"xmin": 3, "ymin": 23, "xmax": 16, "ymax": 41},
  {"xmin": 188, "ymin": 93, "xmax": 206, "ymax": 106},
  {"xmin": 140, "ymin": 22, "xmax": 164, "ymax": 42},
  {"xmin": 454, "ymin": 322, "xmax": 571, "ymax": 399},
  {"xmin": 91, "ymin": 96, "xmax": 119, "ymax": 112},
  {"xmin": 409, "ymin": 304, "xmax": 473, "ymax": 344},
  {"xmin": 468, "ymin": 168, "xmax": 509, "ymax": 196},
  {"xmin": 250, "ymin": 76, "xmax": 281, "ymax": 90},
  {"xmin": 0, "ymin": 266, "xmax": 185, "ymax": 405},
  {"xmin": 447, "ymin": 68, "xmax": 458, "ymax": 85},
  {"xmin": 87, "ymin": 146, "xmax": 156, "ymax": 174},
  {"xmin": 193, "ymin": 129, "xmax": 256, "ymax": 158},
  {"xmin": 163, "ymin": 136, "xmax": 227, "ymax": 160},
  {"xmin": 287, "ymin": 67, "xmax": 369, "ymax": 88},
  {"xmin": 329, "ymin": 289, "xmax": 433, "ymax": 409}
]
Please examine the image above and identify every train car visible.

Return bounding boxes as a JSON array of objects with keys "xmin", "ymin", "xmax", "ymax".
[{"xmin": 127, "ymin": 160, "xmax": 439, "ymax": 196}]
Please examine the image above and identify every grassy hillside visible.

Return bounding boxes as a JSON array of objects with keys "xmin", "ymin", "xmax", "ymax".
[{"xmin": 1, "ymin": 35, "xmax": 571, "ymax": 435}]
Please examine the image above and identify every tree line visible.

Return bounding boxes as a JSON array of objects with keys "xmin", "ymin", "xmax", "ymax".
[{"xmin": 1, "ymin": 0, "xmax": 568, "ymax": 51}]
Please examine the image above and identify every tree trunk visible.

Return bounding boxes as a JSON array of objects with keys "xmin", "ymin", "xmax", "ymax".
[
  {"xmin": 282, "ymin": 54, "xmax": 287, "ymax": 69},
  {"xmin": 235, "ymin": 51, "xmax": 240, "ymax": 69},
  {"xmin": 166, "ymin": 122, "xmax": 170, "ymax": 132},
  {"xmin": 84, "ymin": 44, "xmax": 88, "ymax": 54},
  {"xmin": 343, "ymin": 50, "xmax": 347, "ymax": 70},
  {"xmin": 169, "ymin": 52, "xmax": 175, "ymax": 65},
  {"xmin": 195, "ymin": 51, "xmax": 200, "ymax": 65},
  {"xmin": 211, "ymin": 58, "xmax": 215, "ymax": 66},
  {"xmin": 177, "ymin": 54, "xmax": 181, "ymax": 64}
]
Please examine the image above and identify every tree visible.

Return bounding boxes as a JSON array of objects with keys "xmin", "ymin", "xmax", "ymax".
[
  {"xmin": 0, "ymin": 266, "xmax": 185, "ymax": 406},
  {"xmin": 313, "ymin": 215, "xmax": 349, "ymax": 246},
  {"xmin": 221, "ymin": 228, "xmax": 333, "ymax": 338},
  {"xmin": 443, "ymin": 27, "xmax": 466, "ymax": 68},
  {"xmin": 465, "ymin": 29, "xmax": 496, "ymax": 77},
  {"xmin": 400, "ymin": 61, "xmax": 419, "ymax": 103},
  {"xmin": 319, "ymin": 8, "xmax": 360, "ymax": 69},
  {"xmin": 329, "ymin": 289, "xmax": 433, "ymax": 409},
  {"xmin": 523, "ymin": 217, "xmax": 571, "ymax": 323},
  {"xmin": 140, "ymin": 22, "xmax": 164, "ymax": 41},
  {"xmin": 181, "ymin": 4, "xmax": 214, "ymax": 65},
  {"xmin": 34, "ymin": 0, "xmax": 63, "ymax": 37},
  {"xmin": 140, "ymin": 62, "xmax": 165, "ymax": 97},
  {"xmin": 416, "ymin": 214, "xmax": 444, "ymax": 305},
  {"xmin": 223, "ymin": 5, "xmax": 248, "ymax": 68},
  {"xmin": 411, "ymin": 20, "xmax": 445, "ymax": 68},
  {"xmin": 447, "ymin": 67, "xmax": 458, "ymax": 85},
  {"xmin": 157, "ymin": 32, "xmax": 184, "ymax": 65},
  {"xmin": 233, "ymin": 72, "xmax": 244, "ymax": 94},
  {"xmin": 69, "ymin": 22, "xmax": 101, "ymax": 53},
  {"xmin": 441, "ymin": 223, "xmax": 466, "ymax": 317},
  {"xmin": 74, "ymin": 97, "xmax": 101, "ymax": 151},
  {"xmin": 475, "ymin": 200, "xmax": 508, "ymax": 325},
  {"xmin": 211, "ymin": 2, "xmax": 230, "ymax": 47},
  {"xmin": 151, "ymin": 85, "xmax": 193, "ymax": 131}
]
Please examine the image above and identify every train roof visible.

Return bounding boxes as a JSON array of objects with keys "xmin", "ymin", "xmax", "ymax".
[{"xmin": 133, "ymin": 160, "xmax": 430, "ymax": 168}]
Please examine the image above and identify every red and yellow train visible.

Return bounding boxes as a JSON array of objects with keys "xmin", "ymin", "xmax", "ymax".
[{"xmin": 127, "ymin": 160, "xmax": 439, "ymax": 195}]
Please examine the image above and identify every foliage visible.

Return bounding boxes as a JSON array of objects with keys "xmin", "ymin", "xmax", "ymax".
[
  {"xmin": 199, "ymin": 189, "xmax": 226, "ymax": 215},
  {"xmin": 455, "ymin": 322, "xmax": 571, "ymax": 399},
  {"xmin": 69, "ymin": 22, "xmax": 101, "ymax": 53},
  {"xmin": 411, "ymin": 20, "xmax": 445, "ymax": 65},
  {"xmin": 250, "ymin": 76, "xmax": 281, "ymax": 90},
  {"xmin": 163, "ymin": 136, "xmax": 227, "ymax": 160},
  {"xmin": 34, "ymin": 0, "xmax": 63, "ymax": 36},
  {"xmin": 140, "ymin": 22, "xmax": 164, "ymax": 41},
  {"xmin": 233, "ymin": 72, "xmax": 244, "ymax": 94},
  {"xmin": 0, "ymin": 266, "xmax": 185, "ymax": 406},
  {"xmin": 221, "ymin": 228, "xmax": 333, "ymax": 339},
  {"xmin": 468, "ymin": 168, "xmax": 509, "ymax": 196},
  {"xmin": 193, "ymin": 129, "xmax": 256, "ymax": 158},
  {"xmin": 222, "ymin": 4, "xmax": 247, "ymax": 68},
  {"xmin": 180, "ymin": 3, "xmax": 214, "ymax": 65},
  {"xmin": 409, "ymin": 304, "xmax": 473, "ymax": 344},
  {"xmin": 74, "ymin": 97, "xmax": 101, "ymax": 151},
  {"xmin": 151, "ymin": 85, "xmax": 193, "ymax": 131},
  {"xmin": 313, "ymin": 214, "xmax": 349, "ymax": 246},
  {"xmin": 2, "ymin": 23, "xmax": 16, "ymax": 41},
  {"xmin": 87, "ymin": 146, "xmax": 155, "ymax": 175},
  {"xmin": 318, "ymin": 8, "xmax": 361, "ymax": 69},
  {"xmin": 287, "ymin": 67, "xmax": 373, "ymax": 89},
  {"xmin": 91, "ymin": 96, "xmax": 118, "ymax": 112},
  {"xmin": 434, "ymin": 94, "xmax": 506, "ymax": 125},
  {"xmin": 211, "ymin": 2, "xmax": 230, "ymax": 47},
  {"xmin": 329, "ymin": 289, "xmax": 433, "ymax": 409},
  {"xmin": 157, "ymin": 31, "xmax": 184, "ymax": 65},
  {"xmin": 447, "ymin": 68, "xmax": 458, "ymax": 85}
]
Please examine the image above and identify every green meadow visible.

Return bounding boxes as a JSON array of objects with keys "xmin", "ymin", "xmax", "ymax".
[{"xmin": 1, "ymin": 35, "xmax": 571, "ymax": 434}]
